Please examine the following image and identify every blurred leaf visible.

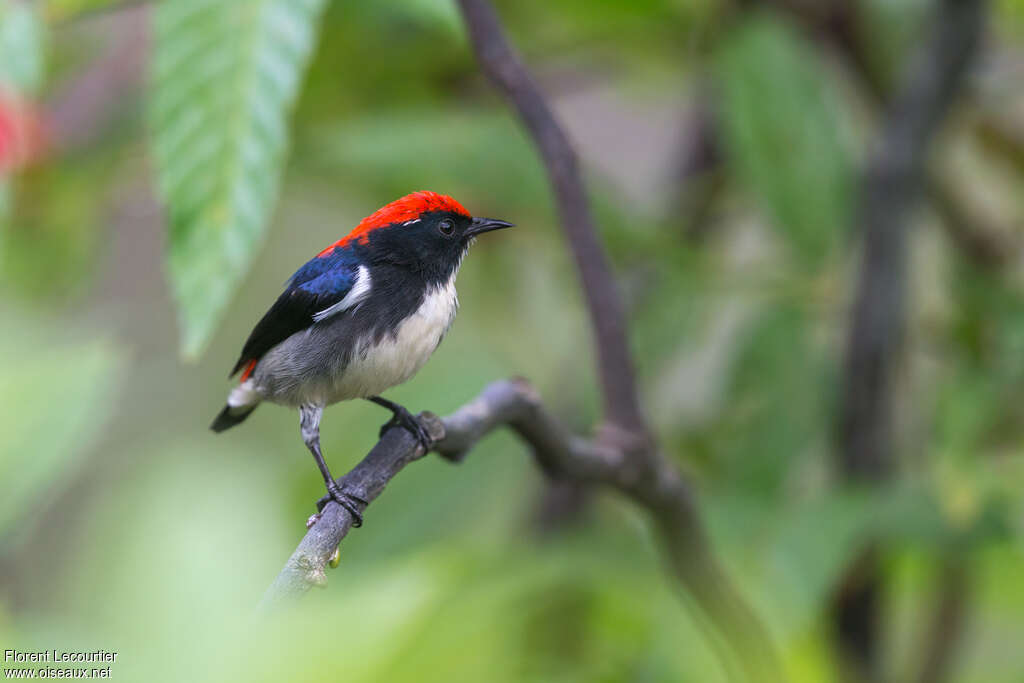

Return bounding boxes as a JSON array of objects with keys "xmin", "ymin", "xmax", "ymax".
[
  {"xmin": 1, "ymin": 158, "xmax": 111, "ymax": 298},
  {"xmin": 365, "ymin": 0, "xmax": 462, "ymax": 37},
  {"xmin": 708, "ymin": 304, "xmax": 831, "ymax": 494},
  {"xmin": 858, "ymin": 0, "xmax": 931, "ymax": 86},
  {"xmin": 717, "ymin": 14, "xmax": 853, "ymax": 264},
  {"xmin": 0, "ymin": 178, "xmax": 7, "ymax": 232},
  {"xmin": 151, "ymin": 0, "xmax": 326, "ymax": 359},
  {"xmin": 0, "ymin": 310, "xmax": 122, "ymax": 540},
  {"xmin": 0, "ymin": 0, "xmax": 44, "ymax": 92},
  {"xmin": 0, "ymin": 0, "xmax": 44, "ymax": 234},
  {"xmin": 763, "ymin": 490, "xmax": 875, "ymax": 631},
  {"xmin": 303, "ymin": 110, "xmax": 547, "ymax": 207}
]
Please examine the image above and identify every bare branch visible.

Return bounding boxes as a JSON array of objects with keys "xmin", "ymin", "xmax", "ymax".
[
  {"xmin": 262, "ymin": 379, "xmax": 783, "ymax": 683},
  {"xmin": 456, "ymin": 0, "xmax": 646, "ymax": 437},
  {"xmin": 260, "ymin": 379, "xmax": 618, "ymax": 607},
  {"xmin": 455, "ymin": 6, "xmax": 788, "ymax": 679},
  {"xmin": 834, "ymin": 0, "xmax": 987, "ymax": 677},
  {"xmin": 840, "ymin": 0, "xmax": 986, "ymax": 479},
  {"xmin": 261, "ymin": 417, "xmax": 440, "ymax": 607}
]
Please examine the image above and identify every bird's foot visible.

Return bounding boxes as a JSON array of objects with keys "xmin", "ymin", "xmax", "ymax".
[
  {"xmin": 378, "ymin": 405, "xmax": 433, "ymax": 451},
  {"xmin": 313, "ymin": 482, "xmax": 368, "ymax": 527}
]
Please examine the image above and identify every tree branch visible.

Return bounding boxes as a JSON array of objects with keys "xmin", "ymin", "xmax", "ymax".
[
  {"xmin": 834, "ymin": 0, "xmax": 986, "ymax": 678},
  {"xmin": 840, "ymin": 0, "xmax": 986, "ymax": 480},
  {"xmin": 262, "ymin": 379, "xmax": 781, "ymax": 683},
  {"xmin": 262, "ymin": 379, "xmax": 618, "ymax": 608},
  {"xmin": 456, "ymin": 4, "xmax": 784, "ymax": 679},
  {"xmin": 456, "ymin": 0, "xmax": 646, "ymax": 437}
]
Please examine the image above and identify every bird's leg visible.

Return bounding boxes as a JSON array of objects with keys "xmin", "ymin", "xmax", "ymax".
[
  {"xmin": 367, "ymin": 395, "xmax": 433, "ymax": 450},
  {"xmin": 299, "ymin": 403, "xmax": 367, "ymax": 527}
]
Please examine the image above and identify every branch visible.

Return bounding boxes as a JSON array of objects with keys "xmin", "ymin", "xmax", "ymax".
[
  {"xmin": 833, "ymin": 0, "xmax": 986, "ymax": 678},
  {"xmin": 261, "ymin": 380, "xmax": 609, "ymax": 606},
  {"xmin": 262, "ymin": 379, "xmax": 781, "ymax": 683},
  {"xmin": 456, "ymin": 0, "xmax": 646, "ymax": 437},
  {"xmin": 840, "ymin": 0, "xmax": 986, "ymax": 480},
  {"xmin": 455, "ymin": 4, "xmax": 785, "ymax": 679},
  {"xmin": 260, "ymin": 378, "xmax": 663, "ymax": 606}
]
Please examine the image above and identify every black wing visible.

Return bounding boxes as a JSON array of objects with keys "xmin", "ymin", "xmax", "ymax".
[{"xmin": 229, "ymin": 259, "xmax": 363, "ymax": 376}]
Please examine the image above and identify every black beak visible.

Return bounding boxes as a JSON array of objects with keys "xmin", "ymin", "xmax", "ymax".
[{"xmin": 467, "ymin": 216, "xmax": 514, "ymax": 237}]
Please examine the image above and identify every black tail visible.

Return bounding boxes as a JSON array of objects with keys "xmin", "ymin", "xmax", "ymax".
[{"xmin": 210, "ymin": 404, "xmax": 258, "ymax": 433}]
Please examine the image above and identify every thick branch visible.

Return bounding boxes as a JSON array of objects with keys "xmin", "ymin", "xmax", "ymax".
[{"xmin": 456, "ymin": 0, "xmax": 646, "ymax": 437}]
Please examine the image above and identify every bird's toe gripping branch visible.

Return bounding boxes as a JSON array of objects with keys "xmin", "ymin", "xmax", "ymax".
[
  {"xmin": 315, "ymin": 484, "xmax": 368, "ymax": 524},
  {"xmin": 368, "ymin": 396, "xmax": 435, "ymax": 451}
]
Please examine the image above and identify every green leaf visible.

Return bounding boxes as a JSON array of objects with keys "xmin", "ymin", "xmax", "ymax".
[
  {"xmin": 717, "ymin": 13, "xmax": 853, "ymax": 264},
  {"xmin": 150, "ymin": 0, "xmax": 326, "ymax": 359},
  {"xmin": 0, "ymin": 311, "xmax": 123, "ymax": 540}
]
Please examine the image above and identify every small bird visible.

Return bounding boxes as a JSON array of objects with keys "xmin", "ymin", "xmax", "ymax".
[{"xmin": 211, "ymin": 191, "xmax": 512, "ymax": 525}]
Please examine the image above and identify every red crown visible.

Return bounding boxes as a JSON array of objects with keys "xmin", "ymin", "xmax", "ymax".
[{"xmin": 318, "ymin": 191, "xmax": 470, "ymax": 257}]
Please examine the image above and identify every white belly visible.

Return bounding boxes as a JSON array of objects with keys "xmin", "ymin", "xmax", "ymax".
[{"xmin": 328, "ymin": 276, "xmax": 458, "ymax": 401}]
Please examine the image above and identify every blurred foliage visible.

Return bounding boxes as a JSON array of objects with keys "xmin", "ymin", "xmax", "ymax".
[
  {"xmin": 0, "ymin": 0, "xmax": 44, "ymax": 92},
  {"xmin": 0, "ymin": 0, "xmax": 43, "ymax": 240},
  {"xmin": 0, "ymin": 0, "xmax": 1022, "ymax": 682},
  {"xmin": 716, "ymin": 13, "xmax": 853, "ymax": 266},
  {"xmin": 0, "ymin": 309, "xmax": 122, "ymax": 540}
]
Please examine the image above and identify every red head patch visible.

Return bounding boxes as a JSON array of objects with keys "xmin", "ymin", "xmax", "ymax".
[{"xmin": 317, "ymin": 191, "xmax": 470, "ymax": 257}]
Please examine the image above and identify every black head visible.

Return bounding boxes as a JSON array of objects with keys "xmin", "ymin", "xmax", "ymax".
[{"xmin": 355, "ymin": 202, "xmax": 512, "ymax": 283}]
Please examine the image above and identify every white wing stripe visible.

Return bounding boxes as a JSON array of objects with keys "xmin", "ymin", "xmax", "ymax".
[{"xmin": 312, "ymin": 265, "xmax": 371, "ymax": 322}]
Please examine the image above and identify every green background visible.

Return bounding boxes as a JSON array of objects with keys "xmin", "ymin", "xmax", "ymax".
[{"xmin": 2, "ymin": 1, "xmax": 1023, "ymax": 681}]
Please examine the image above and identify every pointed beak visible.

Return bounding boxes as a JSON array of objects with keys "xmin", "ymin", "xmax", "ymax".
[{"xmin": 467, "ymin": 216, "xmax": 514, "ymax": 237}]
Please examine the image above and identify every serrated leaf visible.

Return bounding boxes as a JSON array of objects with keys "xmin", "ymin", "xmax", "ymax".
[
  {"xmin": 150, "ymin": 0, "xmax": 326, "ymax": 359},
  {"xmin": 717, "ymin": 14, "xmax": 853, "ymax": 264}
]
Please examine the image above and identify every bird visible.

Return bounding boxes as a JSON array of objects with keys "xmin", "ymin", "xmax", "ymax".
[{"xmin": 210, "ymin": 191, "xmax": 512, "ymax": 526}]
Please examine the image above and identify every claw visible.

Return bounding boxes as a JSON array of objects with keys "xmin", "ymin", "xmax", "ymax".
[
  {"xmin": 379, "ymin": 408, "xmax": 432, "ymax": 450},
  {"xmin": 321, "ymin": 482, "xmax": 367, "ymax": 527}
]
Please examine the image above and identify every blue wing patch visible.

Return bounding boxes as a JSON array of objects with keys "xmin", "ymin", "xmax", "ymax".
[{"xmin": 229, "ymin": 251, "xmax": 364, "ymax": 376}]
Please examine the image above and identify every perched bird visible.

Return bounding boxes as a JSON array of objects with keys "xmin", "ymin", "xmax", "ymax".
[{"xmin": 211, "ymin": 191, "xmax": 512, "ymax": 525}]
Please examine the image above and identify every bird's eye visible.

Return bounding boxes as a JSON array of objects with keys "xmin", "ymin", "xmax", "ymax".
[{"xmin": 438, "ymin": 218, "xmax": 455, "ymax": 236}]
